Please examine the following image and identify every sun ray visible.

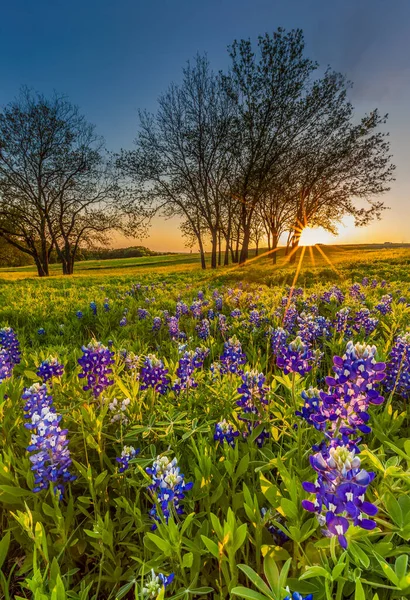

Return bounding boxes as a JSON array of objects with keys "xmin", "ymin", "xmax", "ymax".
[
  {"xmin": 282, "ymin": 244, "xmax": 300, "ymax": 264},
  {"xmin": 283, "ymin": 245, "xmax": 306, "ymax": 322},
  {"xmin": 314, "ymin": 244, "xmax": 343, "ymax": 278},
  {"xmin": 308, "ymin": 245, "xmax": 315, "ymax": 267}
]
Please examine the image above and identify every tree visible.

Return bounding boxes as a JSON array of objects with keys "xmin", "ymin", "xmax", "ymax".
[
  {"xmin": 0, "ymin": 88, "xmax": 128, "ymax": 276},
  {"xmin": 222, "ymin": 29, "xmax": 318, "ymax": 264},
  {"xmin": 282, "ymin": 72, "xmax": 395, "ymax": 261},
  {"xmin": 119, "ymin": 55, "xmax": 234, "ymax": 269}
]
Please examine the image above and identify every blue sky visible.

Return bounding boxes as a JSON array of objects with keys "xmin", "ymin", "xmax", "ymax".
[{"xmin": 1, "ymin": 0, "xmax": 409, "ymax": 250}]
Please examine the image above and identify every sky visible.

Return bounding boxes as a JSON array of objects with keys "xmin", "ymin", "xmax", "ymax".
[{"xmin": 1, "ymin": 0, "xmax": 410, "ymax": 251}]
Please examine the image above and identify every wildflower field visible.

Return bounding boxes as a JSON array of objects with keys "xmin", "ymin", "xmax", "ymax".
[{"xmin": 1, "ymin": 246, "xmax": 410, "ymax": 600}]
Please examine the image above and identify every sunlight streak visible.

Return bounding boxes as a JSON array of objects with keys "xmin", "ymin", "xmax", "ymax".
[
  {"xmin": 284, "ymin": 245, "xmax": 306, "ymax": 322},
  {"xmin": 308, "ymin": 245, "xmax": 315, "ymax": 267},
  {"xmin": 314, "ymin": 244, "xmax": 342, "ymax": 278}
]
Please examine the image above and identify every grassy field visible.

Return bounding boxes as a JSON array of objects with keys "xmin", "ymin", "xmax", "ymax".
[
  {"xmin": 0, "ymin": 245, "xmax": 409, "ymax": 600},
  {"xmin": 1, "ymin": 244, "xmax": 410, "ymax": 285}
]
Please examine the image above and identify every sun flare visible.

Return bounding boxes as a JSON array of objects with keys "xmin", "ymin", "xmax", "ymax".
[{"xmin": 299, "ymin": 226, "xmax": 335, "ymax": 246}]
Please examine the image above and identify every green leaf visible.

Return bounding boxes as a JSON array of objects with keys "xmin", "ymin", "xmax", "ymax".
[
  {"xmin": 299, "ymin": 566, "xmax": 330, "ymax": 580},
  {"xmin": 373, "ymin": 552, "xmax": 399, "ymax": 586},
  {"xmin": 234, "ymin": 523, "xmax": 248, "ymax": 552},
  {"xmin": 237, "ymin": 565, "xmax": 271, "ymax": 596},
  {"xmin": 355, "ymin": 579, "xmax": 366, "ymax": 600},
  {"xmin": 395, "ymin": 554, "xmax": 408, "ymax": 581},
  {"xmin": 182, "ymin": 552, "xmax": 193, "ymax": 568},
  {"xmin": 263, "ymin": 555, "xmax": 279, "ymax": 590},
  {"xmin": 231, "ymin": 587, "xmax": 270, "ymax": 600},
  {"xmin": 201, "ymin": 535, "xmax": 219, "ymax": 559},
  {"xmin": 0, "ymin": 531, "xmax": 10, "ymax": 571},
  {"xmin": 145, "ymin": 533, "xmax": 171, "ymax": 554}
]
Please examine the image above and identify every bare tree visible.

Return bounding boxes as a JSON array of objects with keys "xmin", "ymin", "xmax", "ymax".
[
  {"xmin": 0, "ymin": 88, "xmax": 129, "ymax": 276},
  {"xmin": 119, "ymin": 55, "xmax": 234, "ymax": 269}
]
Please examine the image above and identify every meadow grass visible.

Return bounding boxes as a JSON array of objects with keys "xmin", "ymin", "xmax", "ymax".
[{"xmin": 0, "ymin": 245, "xmax": 409, "ymax": 600}]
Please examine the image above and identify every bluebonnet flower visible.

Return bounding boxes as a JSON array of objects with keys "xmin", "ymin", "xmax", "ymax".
[
  {"xmin": 215, "ymin": 296, "xmax": 223, "ymax": 311},
  {"xmin": 36, "ymin": 357, "xmax": 64, "ymax": 382},
  {"xmin": 375, "ymin": 294, "xmax": 393, "ymax": 315},
  {"xmin": 353, "ymin": 309, "xmax": 379, "ymax": 335},
  {"xmin": 197, "ymin": 290, "xmax": 204, "ymax": 301},
  {"xmin": 140, "ymin": 355, "xmax": 170, "ymax": 395},
  {"xmin": 218, "ymin": 314, "xmax": 229, "ymax": 335},
  {"xmin": 321, "ymin": 286, "xmax": 345, "ymax": 304},
  {"xmin": 138, "ymin": 308, "xmax": 149, "ymax": 320},
  {"xmin": 207, "ymin": 308, "xmax": 215, "ymax": 320},
  {"xmin": 0, "ymin": 350, "xmax": 13, "ymax": 383},
  {"xmin": 37, "ymin": 328, "xmax": 46, "ymax": 336},
  {"xmin": 172, "ymin": 347, "xmax": 209, "ymax": 394},
  {"xmin": 270, "ymin": 327, "xmax": 288, "ymax": 357},
  {"xmin": 384, "ymin": 333, "xmax": 410, "ymax": 399},
  {"xmin": 190, "ymin": 300, "xmax": 203, "ymax": 319},
  {"xmin": 277, "ymin": 336, "xmax": 318, "ymax": 377},
  {"xmin": 152, "ymin": 316, "xmax": 162, "ymax": 331},
  {"xmin": 214, "ymin": 420, "xmax": 239, "ymax": 446},
  {"xmin": 349, "ymin": 283, "xmax": 365, "ymax": 302},
  {"xmin": 168, "ymin": 316, "xmax": 180, "ymax": 340},
  {"xmin": 316, "ymin": 342, "xmax": 386, "ymax": 438},
  {"xmin": 175, "ymin": 301, "xmax": 189, "ymax": 318},
  {"xmin": 371, "ymin": 279, "xmax": 378, "ymax": 288},
  {"xmin": 78, "ymin": 340, "xmax": 115, "ymax": 397},
  {"xmin": 249, "ymin": 309, "xmax": 262, "ymax": 328},
  {"xmin": 76, "ymin": 311, "xmax": 83, "ymax": 319},
  {"xmin": 302, "ymin": 442, "xmax": 377, "ymax": 548},
  {"xmin": 297, "ymin": 313, "xmax": 331, "ymax": 344},
  {"xmin": 120, "ymin": 350, "xmax": 139, "ymax": 371},
  {"xmin": 90, "ymin": 301, "xmax": 97, "ymax": 315},
  {"xmin": 142, "ymin": 570, "xmax": 175, "ymax": 598},
  {"xmin": 231, "ymin": 309, "xmax": 241, "ymax": 319},
  {"xmin": 196, "ymin": 318, "xmax": 210, "ymax": 340},
  {"xmin": 22, "ymin": 383, "xmax": 75, "ymax": 499},
  {"xmin": 108, "ymin": 397, "xmax": 130, "ymax": 423},
  {"xmin": 146, "ymin": 456, "xmax": 193, "ymax": 527},
  {"xmin": 282, "ymin": 304, "xmax": 298, "ymax": 334},
  {"xmin": 295, "ymin": 387, "xmax": 322, "ymax": 429},
  {"xmin": 284, "ymin": 593, "xmax": 313, "ymax": 600},
  {"xmin": 0, "ymin": 327, "xmax": 21, "ymax": 365},
  {"xmin": 261, "ymin": 508, "xmax": 289, "ymax": 546},
  {"xmin": 218, "ymin": 336, "xmax": 247, "ymax": 374},
  {"xmin": 119, "ymin": 316, "xmax": 127, "ymax": 326},
  {"xmin": 237, "ymin": 371, "xmax": 269, "ymax": 414},
  {"xmin": 116, "ymin": 445, "xmax": 139, "ymax": 472},
  {"xmin": 335, "ymin": 307, "xmax": 353, "ymax": 337},
  {"xmin": 362, "ymin": 277, "xmax": 369, "ymax": 287},
  {"xmin": 237, "ymin": 371, "xmax": 270, "ymax": 447},
  {"xmin": 103, "ymin": 298, "xmax": 110, "ymax": 311}
]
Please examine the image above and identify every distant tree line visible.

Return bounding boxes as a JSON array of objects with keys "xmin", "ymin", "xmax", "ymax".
[
  {"xmin": 76, "ymin": 246, "xmax": 169, "ymax": 261},
  {"xmin": 0, "ymin": 28, "xmax": 395, "ymax": 275}
]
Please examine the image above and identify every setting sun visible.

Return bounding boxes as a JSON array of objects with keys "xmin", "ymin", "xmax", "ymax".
[{"xmin": 299, "ymin": 226, "xmax": 336, "ymax": 246}]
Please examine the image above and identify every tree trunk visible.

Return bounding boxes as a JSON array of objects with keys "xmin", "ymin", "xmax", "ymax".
[
  {"xmin": 271, "ymin": 230, "xmax": 279, "ymax": 264},
  {"xmin": 239, "ymin": 224, "xmax": 251, "ymax": 264},
  {"xmin": 198, "ymin": 235, "xmax": 206, "ymax": 270},
  {"xmin": 211, "ymin": 229, "xmax": 217, "ymax": 269},
  {"xmin": 267, "ymin": 230, "xmax": 271, "ymax": 251},
  {"xmin": 218, "ymin": 230, "xmax": 222, "ymax": 266},
  {"xmin": 255, "ymin": 239, "xmax": 259, "ymax": 256},
  {"xmin": 33, "ymin": 254, "xmax": 47, "ymax": 277},
  {"xmin": 224, "ymin": 237, "xmax": 230, "ymax": 266}
]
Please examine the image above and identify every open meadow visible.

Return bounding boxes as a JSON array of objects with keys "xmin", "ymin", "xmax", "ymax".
[{"xmin": 0, "ymin": 245, "xmax": 410, "ymax": 600}]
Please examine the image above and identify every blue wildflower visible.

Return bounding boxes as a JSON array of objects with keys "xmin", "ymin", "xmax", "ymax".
[
  {"xmin": 36, "ymin": 357, "xmax": 64, "ymax": 382},
  {"xmin": 22, "ymin": 383, "xmax": 75, "ymax": 498},
  {"xmin": 78, "ymin": 340, "xmax": 115, "ymax": 397}
]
